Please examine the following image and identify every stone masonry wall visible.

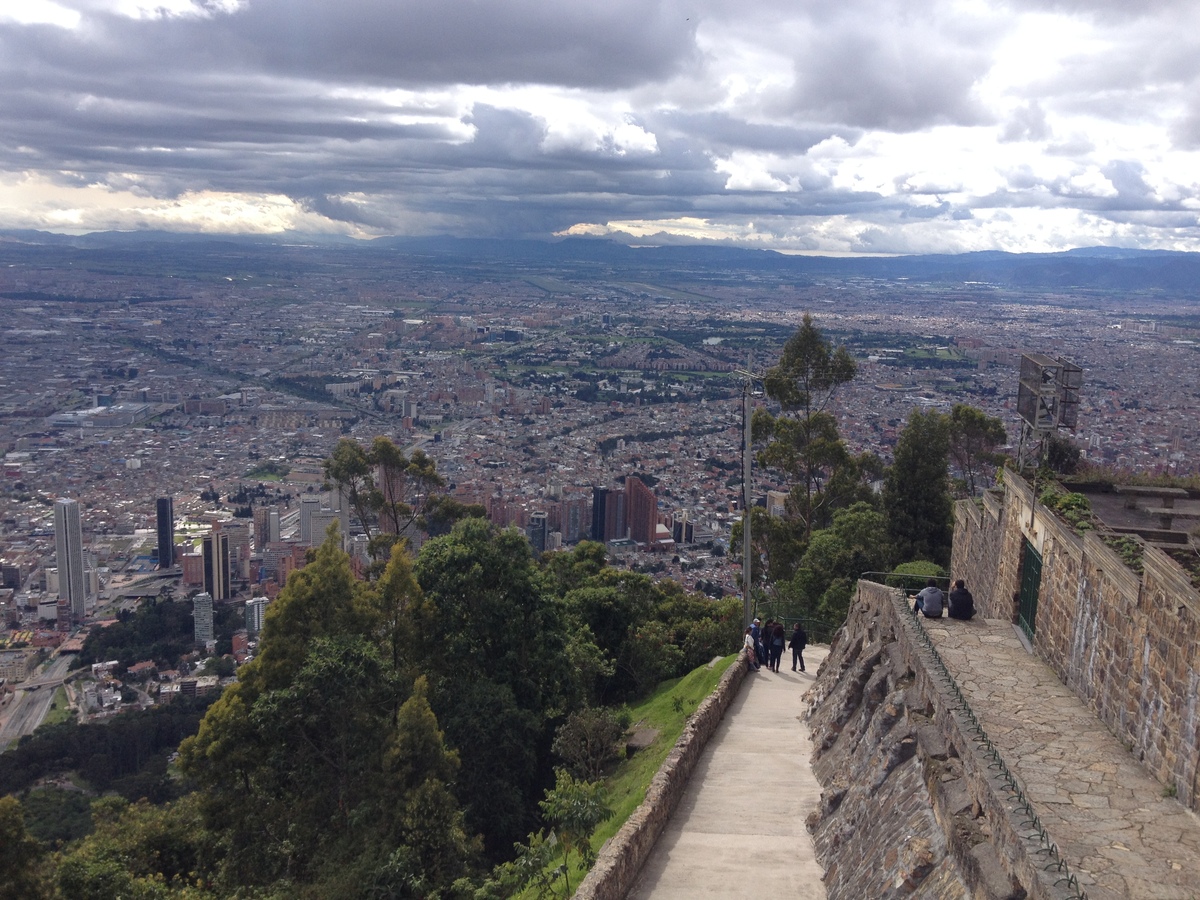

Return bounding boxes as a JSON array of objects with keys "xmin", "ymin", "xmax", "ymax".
[
  {"xmin": 574, "ymin": 651, "xmax": 749, "ymax": 900},
  {"xmin": 951, "ymin": 490, "xmax": 1007, "ymax": 617},
  {"xmin": 806, "ymin": 581, "xmax": 1077, "ymax": 900},
  {"xmin": 949, "ymin": 472, "xmax": 1200, "ymax": 811}
]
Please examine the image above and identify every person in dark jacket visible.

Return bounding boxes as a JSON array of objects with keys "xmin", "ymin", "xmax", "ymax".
[
  {"xmin": 947, "ymin": 579, "xmax": 976, "ymax": 620},
  {"xmin": 768, "ymin": 620, "xmax": 786, "ymax": 672},
  {"xmin": 789, "ymin": 622, "xmax": 808, "ymax": 672}
]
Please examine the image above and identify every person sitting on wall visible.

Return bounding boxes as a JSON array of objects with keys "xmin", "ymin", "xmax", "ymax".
[
  {"xmin": 914, "ymin": 579, "xmax": 944, "ymax": 618},
  {"xmin": 947, "ymin": 579, "xmax": 976, "ymax": 620}
]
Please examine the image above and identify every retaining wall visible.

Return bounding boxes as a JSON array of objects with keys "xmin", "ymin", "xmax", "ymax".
[
  {"xmin": 805, "ymin": 581, "xmax": 1082, "ymax": 900},
  {"xmin": 573, "ymin": 651, "xmax": 750, "ymax": 900}
]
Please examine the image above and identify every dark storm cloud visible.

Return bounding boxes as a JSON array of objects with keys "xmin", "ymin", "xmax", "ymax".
[{"xmin": 58, "ymin": 0, "xmax": 700, "ymax": 91}]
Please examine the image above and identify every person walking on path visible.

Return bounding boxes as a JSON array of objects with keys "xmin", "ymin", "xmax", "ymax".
[
  {"xmin": 947, "ymin": 579, "xmax": 975, "ymax": 620},
  {"xmin": 768, "ymin": 621, "xmax": 786, "ymax": 672},
  {"xmin": 789, "ymin": 621, "xmax": 808, "ymax": 672}
]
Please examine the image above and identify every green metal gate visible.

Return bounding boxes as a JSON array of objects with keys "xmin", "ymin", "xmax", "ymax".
[{"xmin": 1018, "ymin": 539, "xmax": 1042, "ymax": 640}]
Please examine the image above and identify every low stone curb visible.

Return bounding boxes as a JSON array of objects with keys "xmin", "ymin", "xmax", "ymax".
[{"xmin": 572, "ymin": 651, "xmax": 751, "ymax": 900}]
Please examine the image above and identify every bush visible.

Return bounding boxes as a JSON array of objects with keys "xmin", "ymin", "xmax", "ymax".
[{"xmin": 552, "ymin": 707, "xmax": 630, "ymax": 781}]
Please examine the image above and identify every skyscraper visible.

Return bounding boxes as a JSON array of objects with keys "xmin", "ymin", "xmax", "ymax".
[
  {"xmin": 626, "ymin": 476, "xmax": 658, "ymax": 546},
  {"xmin": 527, "ymin": 511, "xmax": 548, "ymax": 554},
  {"xmin": 202, "ymin": 532, "xmax": 230, "ymax": 602},
  {"xmin": 193, "ymin": 592, "xmax": 214, "ymax": 647},
  {"xmin": 299, "ymin": 495, "xmax": 321, "ymax": 545},
  {"xmin": 156, "ymin": 497, "xmax": 175, "ymax": 569},
  {"xmin": 54, "ymin": 498, "xmax": 87, "ymax": 620},
  {"xmin": 591, "ymin": 487, "xmax": 609, "ymax": 541}
]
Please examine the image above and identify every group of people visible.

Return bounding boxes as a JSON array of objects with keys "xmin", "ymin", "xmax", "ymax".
[
  {"xmin": 739, "ymin": 578, "xmax": 974, "ymax": 674},
  {"xmin": 913, "ymin": 578, "xmax": 975, "ymax": 620},
  {"xmin": 743, "ymin": 617, "xmax": 807, "ymax": 673}
]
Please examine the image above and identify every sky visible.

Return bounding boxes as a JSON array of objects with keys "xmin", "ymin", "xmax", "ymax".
[{"xmin": 2, "ymin": 0, "xmax": 1200, "ymax": 254}]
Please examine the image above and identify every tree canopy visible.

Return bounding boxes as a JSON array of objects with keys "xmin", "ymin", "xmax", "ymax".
[{"xmin": 883, "ymin": 408, "xmax": 955, "ymax": 567}]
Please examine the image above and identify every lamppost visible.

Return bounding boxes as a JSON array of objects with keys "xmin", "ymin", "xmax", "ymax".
[{"xmin": 735, "ymin": 363, "xmax": 763, "ymax": 629}]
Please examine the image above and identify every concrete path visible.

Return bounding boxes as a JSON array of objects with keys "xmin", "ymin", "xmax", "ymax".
[
  {"xmin": 925, "ymin": 616, "xmax": 1200, "ymax": 900},
  {"xmin": 627, "ymin": 647, "xmax": 830, "ymax": 899}
]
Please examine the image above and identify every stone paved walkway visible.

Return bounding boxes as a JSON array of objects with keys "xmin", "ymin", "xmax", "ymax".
[
  {"xmin": 924, "ymin": 616, "xmax": 1200, "ymax": 900},
  {"xmin": 627, "ymin": 648, "xmax": 830, "ymax": 899}
]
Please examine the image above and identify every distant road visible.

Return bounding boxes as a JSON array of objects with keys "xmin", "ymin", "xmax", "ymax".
[{"xmin": 0, "ymin": 654, "xmax": 74, "ymax": 751}]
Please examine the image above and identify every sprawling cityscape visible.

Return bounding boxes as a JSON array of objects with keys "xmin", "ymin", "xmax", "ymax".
[{"xmin": 2, "ymin": 237, "xmax": 1199, "ymax": 741}]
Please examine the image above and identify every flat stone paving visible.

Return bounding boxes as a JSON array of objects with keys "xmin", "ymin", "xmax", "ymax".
[
  {"xmin": 627, "ymin": 648, "xmax": 830, "ymax": 899},
  {"xmin": 924, "ymin": 615, "xmax": 1200, "ymax": 900}
]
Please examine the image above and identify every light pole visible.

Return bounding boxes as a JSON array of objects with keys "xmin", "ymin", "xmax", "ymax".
[{"xmin": 735, "ymin": 363, "xmax": 763, "ymax": 629}]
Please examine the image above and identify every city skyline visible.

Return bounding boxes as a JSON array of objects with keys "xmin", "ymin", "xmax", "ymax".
[{"xmin": 3, "ymin": 1, "xmax": 1200, "ymax": 254}]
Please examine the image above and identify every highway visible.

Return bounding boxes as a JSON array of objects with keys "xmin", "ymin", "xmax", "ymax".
[{"xmin": 0, "ymin": 654, "xmax": 74, "ymax": 751}]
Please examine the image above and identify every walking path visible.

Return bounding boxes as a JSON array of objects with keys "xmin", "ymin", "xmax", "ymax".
[
  {"xmin": 627, "ymin": 648, "xmax": 830, "ymax": 899},
  {"xmin": 925, "ymin": 616, "xmax": 1200, "ymax": 900}
]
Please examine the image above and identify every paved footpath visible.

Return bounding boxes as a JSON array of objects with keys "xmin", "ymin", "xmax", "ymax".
[
  {"xmin": 925, "ymin": 616, "xmax": 1200, "ymax": 900},
  {"xmin": 628, "ymin": 648, "xmax": 830, "ymax": 899}
]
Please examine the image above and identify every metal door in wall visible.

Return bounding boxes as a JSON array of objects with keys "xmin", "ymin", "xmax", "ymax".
[{"xmin": 1018, "ymin": 539, "xmax": 1042, "ymax": 641}]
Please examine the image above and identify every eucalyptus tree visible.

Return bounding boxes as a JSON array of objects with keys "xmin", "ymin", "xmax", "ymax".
[{"xmin": 755, "ymin": 313, "xmax": 863, "ymax": 556}]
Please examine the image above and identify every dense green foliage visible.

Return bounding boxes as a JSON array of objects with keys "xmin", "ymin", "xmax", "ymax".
[
  {"xmin": 884, "ymin": 408, "xmax": 955, "ymax": 568},
  {"xmin": 2, "ymin": 515, "xmax": 741, "ymax": 899},
  {"xmin": 0, "ymin": 696, "xmax": 216, "ymax": 799},
  {"xmin": 75, "ymin": 597, "xmax": 242, "ymax": 672}
]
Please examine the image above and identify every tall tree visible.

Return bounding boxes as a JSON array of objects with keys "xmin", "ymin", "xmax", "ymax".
[
  {"xmin": 756, "ymin": 314, "xmax": 861, "ymax": 552},
  {"xmin": 323, "ymin": 436, "xmax": 447, "ymax": 563},
  {"xmin": 883, "ymin": 409, "xmax": 954, "ymax": 567},
  {"xmin": 947, "ymin": 403, "xmax": 1007, "ymax": 496},
  {"xmin": 0, "ymin": 797, "xmax": 48, "ymax": 900},
  {"xmin": 412, "ymin": 519, "xmax": 576, "ymax": 857}
]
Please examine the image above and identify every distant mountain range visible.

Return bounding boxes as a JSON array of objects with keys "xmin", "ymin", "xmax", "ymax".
[{"xmin": 3, "ymin": 229, "xmax": 1200, "ymax": 297}]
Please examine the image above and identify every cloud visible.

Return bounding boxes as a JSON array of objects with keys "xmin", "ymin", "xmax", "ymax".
[{"xmin": 1, "ymin": 0, "xmax": 1200, "ymax": 252}]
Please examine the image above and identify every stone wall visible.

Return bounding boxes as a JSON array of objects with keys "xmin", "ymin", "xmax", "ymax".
[
  {"xmin": 806, "ymin": 581, "xmax": 1082, "ymax": 900},
  {"xmin": 950, "ymin": 489, "xmax": 1007, "ymax": 616},
  {"xmin": 573, "ymin": 651, "xmax": 750, "ymax": 900},
  {"xmin": 950, "ymin": 472, "xmax": 1200, "ymax": 811}
]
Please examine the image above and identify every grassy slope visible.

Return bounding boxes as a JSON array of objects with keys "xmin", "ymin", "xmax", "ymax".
[{"xmin": 526, "ymin": 653, "xmax": 738, "ymax": 896}]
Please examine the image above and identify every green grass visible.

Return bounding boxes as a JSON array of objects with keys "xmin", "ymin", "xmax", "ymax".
[
  {"xmin": 519, "ymin": 654, "xmax": 739, "ymax": 896},
  {"xmin": 42, "ymin": 685, "xmax": 73, "ymax": 727}
]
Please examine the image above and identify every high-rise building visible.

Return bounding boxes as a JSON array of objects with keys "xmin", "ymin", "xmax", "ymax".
[
  {"xmin": 604, "ymin": 487, "xmax": 627, "ymax": 542},
  {"xmin": 591, "ymin": 487, "xmax": 609, "ymax": 541},
  {"xmin": 527, "ymin": 511, "xmax": 548, "ymax": 554},
  {"xmin": 193, "ymin": 592, "xmax": 214, "ymax": 647},
  {"xmin": 54, "ymin": 498, "xmax": 87, "ymax": 620},
  {"xmin": 253, "ymin": 505, "xmax": 279, "ymax": 551},
  {"xmin": 222, "ymin": 521, "xmax": 251, "ymax": 579},
  {"xmin": 560, "ymin": 494, "xmax": 588, "ymax": 543},
  {"xmin": 309, "ymin": 509, "xmax": 342, "ymax": 548},
  {"xmin": 245, "ymin": 596, "xmax": 268, "ymax": 637},
  {"xmin": 299, "ymin": 495, "xmax": 321, "ymax": 545},
  {"xmin": 156, "ymin": 497, "xmax": 175, "ymax": 569},
  {"xmin": 202, "ymin": 532, "xmax": 230, "ymax": 602},
  {"xmin": 626, "ymin": 476, "xmax": 657, "ymax": 546}
]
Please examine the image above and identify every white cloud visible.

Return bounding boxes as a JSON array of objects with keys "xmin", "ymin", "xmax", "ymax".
[{"xmin": 0, "ymin": 1, "xmax": 80, "ymax": 28}]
